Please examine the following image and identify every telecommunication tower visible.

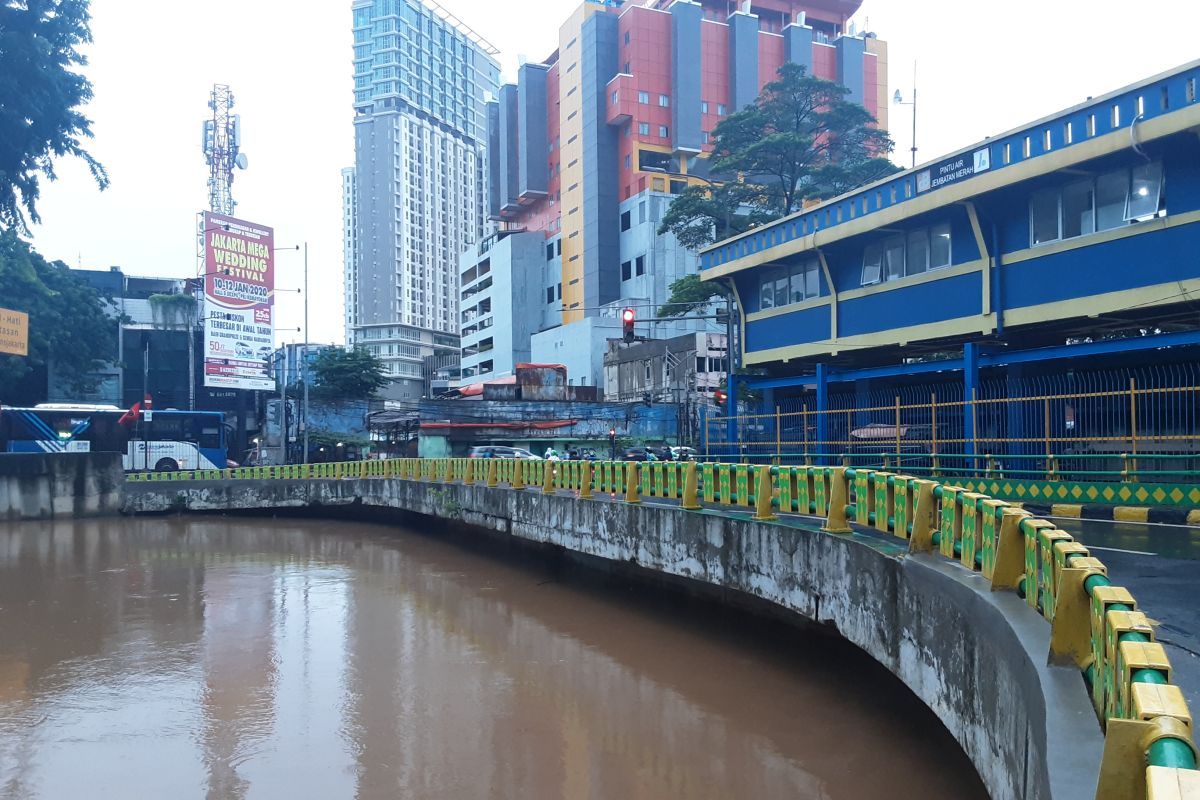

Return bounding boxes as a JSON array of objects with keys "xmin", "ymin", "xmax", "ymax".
[{"xmin": 201, "ymin": 84, "xmax": 248, "ymax": 215}]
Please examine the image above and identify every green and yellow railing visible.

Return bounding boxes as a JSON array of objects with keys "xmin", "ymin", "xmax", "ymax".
[{"xmin": 127, "ymin": 457, "xmax": 1198, "ymax": 798}]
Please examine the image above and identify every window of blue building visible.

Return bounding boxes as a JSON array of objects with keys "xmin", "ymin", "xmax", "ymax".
[
  {"xmin": 760, "ymin": 258, "xmax": 819, "ymax": 310},
  {"xmin": 861, "ymin": 223, "xmax": 951, "ymax": 285},
  {"xmin": 1029, "ymin": 162, "xmax": 1163, "ymax": 246}
]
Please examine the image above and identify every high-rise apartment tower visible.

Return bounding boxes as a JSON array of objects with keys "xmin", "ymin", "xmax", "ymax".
[{"xmin": 348, "ymin": 0, "xmax": 500, "ymax": 392}]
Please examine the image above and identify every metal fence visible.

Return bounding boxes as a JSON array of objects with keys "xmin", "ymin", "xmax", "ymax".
[{"xmin": 706, "ymin": 363, "xmax": 1200, "ymax": 483}]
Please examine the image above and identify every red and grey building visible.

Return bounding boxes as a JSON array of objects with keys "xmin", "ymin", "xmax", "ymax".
[{"xmin": 458, "ymin": 0, "xmax": 886, "ymax": 390}]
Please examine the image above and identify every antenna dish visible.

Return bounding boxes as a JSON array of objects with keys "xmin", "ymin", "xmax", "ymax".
[{"xmin": 235, "ymin": 153, "xmax": 249, "ymax": 170}]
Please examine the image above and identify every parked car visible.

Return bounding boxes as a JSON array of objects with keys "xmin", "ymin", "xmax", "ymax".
[
  {"xmin": 468, "ymin": 446, "xmax": 541, "ymax": 460},
  {"xmin": 671, "ymin": 446, "xmax": 698, "ymax": 461},
  {"xmin": 646, "ymin": 445, "xmax": 674, "ymax": 462},
  {"xmin": 621, "ymin": 446, "xmax": 666, "ymax": 461}
]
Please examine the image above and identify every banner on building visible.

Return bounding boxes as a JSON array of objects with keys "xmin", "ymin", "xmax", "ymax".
[
  {"xmin": 0, "ymin": 306, "xmax": 29, "ymax": 356},
  {"xmin": 201, "ymin": 211, "xmax": 275, "ymax": 390}
]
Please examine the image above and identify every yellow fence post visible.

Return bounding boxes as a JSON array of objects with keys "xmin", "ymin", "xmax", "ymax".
[
  {"xmin": 681, "ymin": 461, "xmax": 700, "ymax": 510},
  {"xmin": 1130, "ymin": 377, "xmax": 1139, "ymax": 482},
  {"xmin": 753, "ymin": 465, "xmax": 777, "ymax": 521},
  {"xmin": 624, "ymin": 462, "xmax": 640, "ymax": 504},
  {"xmin": 823, "ymin": 467, "xmax": 851, "ymax": 533},
  {"xmin": 486, "ymin": 459, "xmax": 498, "ymax": 487},
  {"xmin": 542, "ymin": 459, "xmax": 555, "ymax": 494},
  {"xmin": 579, "ymin": 461, "xmax": 593, "ymax": 499},
  {"xmin": 513, "ymin": 460, "xmax": 526, "ymax": 489}
]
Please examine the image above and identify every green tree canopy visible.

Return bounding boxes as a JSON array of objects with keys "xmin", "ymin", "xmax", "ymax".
[
  {"xmin": 659, "ymin": 63, "xmax": 899, "ymax": 251},
  {"xmin": 0, "ymin": 230, "xmax": 120, "ymax": 401},
  {"xmin": 0, "ymin": 0, "xmax": 108, "ymax": 232},
  {"xmin": 656, "ymin": 273, "xmax": 728, "ymax": 319},
  {"xmin": 309, "ymin": 346, "xmax": 389, "ymax": 401}
]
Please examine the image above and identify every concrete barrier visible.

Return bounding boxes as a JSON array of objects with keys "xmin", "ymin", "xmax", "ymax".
[
  {"xmin": 0, "ymin": 452, "xmax": 124, "ymax": 521},
  {"xmin": 125, "ymin": 477, "xmax": 1106, "ymax": 800}
]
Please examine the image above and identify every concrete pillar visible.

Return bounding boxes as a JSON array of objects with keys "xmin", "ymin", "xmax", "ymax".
[
  {"xmin": 727, "ymin": 12, "xmax": 760, "ymax": 113},
  {"xmin": 670, "ymin": 1, "xmax": 703, "ymax": 154},
  {"xmin": 835, "ymin": 35, "xmax": 865, "ymax": 105},
  {"xmin": 782, "ymin": 23, "xmax": 813, "ymax": 74}
]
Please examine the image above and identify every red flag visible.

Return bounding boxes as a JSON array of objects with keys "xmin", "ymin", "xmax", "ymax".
[{"xmin": 118, "ymin": 401, "xmax": 142, "ymax": 426}]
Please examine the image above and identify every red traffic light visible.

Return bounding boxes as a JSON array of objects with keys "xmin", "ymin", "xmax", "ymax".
[
  {"xmin": 621, "ymin": 307, "xmax": 635, "ymax": 324},
  {"xmin": 622, "ymin": 307, "xmax": 636, "ymax": 342},
  {"xmin": 713, "ymin": 389, "xmax": 728, "ymax": 405}
]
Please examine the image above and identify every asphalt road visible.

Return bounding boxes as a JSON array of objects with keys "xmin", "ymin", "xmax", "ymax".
[{"xmin": 1051, "ymin": 517, "xmax": 1200, "ymax": 712}]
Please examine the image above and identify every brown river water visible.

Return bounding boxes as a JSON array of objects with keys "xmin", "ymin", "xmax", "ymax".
[{"xmin": 0, "ymin": 516, "xmax": 987, "ymax": 799}]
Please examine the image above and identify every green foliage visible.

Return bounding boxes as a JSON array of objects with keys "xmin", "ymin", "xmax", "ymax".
[
  {"xmin": 147, "ymin": 293, "xmax": 198, "ymax": 328},
  {"xmin": 0, "ymin": 0, "xmax": 108, "ymax": 232},
  {"xmin": 660, "ymin": 63, "xmax": 900, "ymax": 250},
  {"xmin": 0, "ymin": 230, "xmax": 120, "ymax": 399},
  {"xmin": 309, "ymin": 346, "xmax": 389, "ymax": 401},
  {"xmin": 657, "ymin": 273, "xmax": 728, "ymax": 319}
]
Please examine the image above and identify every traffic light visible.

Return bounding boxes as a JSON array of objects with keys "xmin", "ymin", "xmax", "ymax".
[
  {"xmin": 713, "ymin": 389, "xmax": 728, "ymax": 407},
  {"xmin": 621, "ymin": 307, "xmax": 636, "ymax": 343}
]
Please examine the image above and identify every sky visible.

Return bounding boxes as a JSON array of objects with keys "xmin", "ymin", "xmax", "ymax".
[{"xmin": 27, "ymin": 0, "xmax": 1200, "ymax": 347}]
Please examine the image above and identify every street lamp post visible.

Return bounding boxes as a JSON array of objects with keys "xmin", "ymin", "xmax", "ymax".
[{"xmin": 893, "ymin": 61, "xmax": 918, "ymax": 168}]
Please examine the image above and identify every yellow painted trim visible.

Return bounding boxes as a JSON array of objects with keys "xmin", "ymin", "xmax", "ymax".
[
  {"xmin": 700, "ymin": 102, "xmax": 1200, "ymax": 280},
  {"xmin": 838, "ymin": 259, "xmax": 984, "ymax": 301},
  {"xmin": 817, "ymin": 249, "xmax": 837, "ymax": 339},
  {"xmin": 963, "ymin": 201, "xmax": 991, "ymax": 316},
  {"xmin": 1000, "ymin": 209, "xmax": 1200, "ymax": 266},
  {"xmin": 1001, "ymin": 278, "xmax": 1200, "ymax": 329},
  {"xmin": 743, "ymin": 314, "xmax": 990, "ymax": 364},
  {"xmin": 1186, "ymin": 509, "xmax": 1200, "ymax": 526},
  {"xmin": 745, "ymin": 295, "xmax": 831, "ymax": 323},
  {"xmin": 1113, "ymin": 506, "xmax": 1150, "ymax": 523},
  {"xmin": 1051, "ymin": 504, "xmax": 1083, "ymax": 518}
]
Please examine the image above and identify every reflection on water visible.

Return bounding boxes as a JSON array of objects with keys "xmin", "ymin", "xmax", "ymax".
[{"xmin": 0, "ymin": 517, "xmax": 986, "ymax": 799}]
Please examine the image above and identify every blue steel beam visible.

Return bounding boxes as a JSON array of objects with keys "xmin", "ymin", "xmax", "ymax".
[{"xmin": 744, "ymin": 330, "xmax": 1200, "ymax": 390}]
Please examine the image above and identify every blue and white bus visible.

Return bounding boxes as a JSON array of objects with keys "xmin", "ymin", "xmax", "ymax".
[{"xmin": 0, "ymin": 405, "xmax": 228, "ymax": 472}]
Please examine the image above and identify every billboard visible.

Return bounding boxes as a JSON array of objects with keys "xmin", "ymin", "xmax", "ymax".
[
  {"xmin": 0, "ymin": 306, "xmax": 29, "ymax": 356},
  {"xmin": 201, "ymin": 211, "xmax": 275, "ymax": 390}
]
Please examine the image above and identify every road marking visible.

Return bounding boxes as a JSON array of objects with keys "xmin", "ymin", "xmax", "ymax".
[{"xmin": 1084, "ymin": 544, "xmax": 1158, "ymax": 557}]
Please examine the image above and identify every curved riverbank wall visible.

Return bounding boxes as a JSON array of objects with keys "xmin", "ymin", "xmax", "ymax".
[
  {"xmin": 0, "ymin": 452, "xmax": 124, "ymax": 521},
  {"xmin": 124, "ymin": 477, "xmax": 1106, "ymax": 800}
]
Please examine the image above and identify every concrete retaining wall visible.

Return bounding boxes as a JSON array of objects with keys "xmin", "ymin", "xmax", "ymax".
[
  {"xmin": 123, "ymin": 478, "xmax": 1104, "ymax": 800},
  {"xmin": 0, "ymin": 453, "xmax": 124, "ymax": 521}
]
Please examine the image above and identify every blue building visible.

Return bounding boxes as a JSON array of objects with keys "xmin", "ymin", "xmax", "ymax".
[{"xmin": 700, "ymin": 60, "xmax": 1200, "ymax": 469}]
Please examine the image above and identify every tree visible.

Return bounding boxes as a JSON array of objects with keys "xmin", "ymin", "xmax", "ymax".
[
  {"xmin": 657, "ymin": 273, "xmax": 728, "ymax": 319},
  {"xmin": 309, "ymin": 346, "xmax": 388, "ymax": 401},
  {"xmin": 659, "ymin": 63, "xmax": 899, "ymax": 250},
  {"xmin": 0, "ymin": 230, "xmax": 120, "ymax": 401},
  {"xmin": 0, "ymin": 0, "xmax": 108, "ymax": 232}
]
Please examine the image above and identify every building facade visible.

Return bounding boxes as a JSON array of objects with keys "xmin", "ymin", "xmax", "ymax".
[
  {"xmin": 348, "ymin": 0, "xmax": 500, "ymax": 348},
  {"xmin": 470, "ymin": 0, "xmax": 883, "ymax": 390},
  {"xmin": 699, "ymin": 60, "xmax": 1200, "ymax": 463},
  {"xmin": 341, "ymin": 166, "xmax": 359, "ymax": 345},
  {"xmin": 354, "ymin": 322, "xmax": 459, "ymax": 401}
]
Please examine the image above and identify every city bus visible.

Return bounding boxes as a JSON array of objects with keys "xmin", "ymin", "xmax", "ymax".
[{"xmin": 0, "ymin": 404, "xmax": 228, "ymax": 471}]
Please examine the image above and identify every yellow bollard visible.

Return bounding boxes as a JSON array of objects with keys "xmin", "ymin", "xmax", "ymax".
[
  {"xmin": 542, "ymin": 459, "xmax": 555, "ymax": 494},
  {"xmin": 464, "ymin": 458, "xmax": 475, "ymax": 486},
  {"xmin": 513, "ymin": 459, "xmax": 526, "ymax": 489},
  {"xmin": 753, "ymin": 465, "xmax": 777, "ymax": 521},
  {"xmin": 625, "ymin": 461, "xmax": 641, "ymax": 504},
  {"xmin": 823, "ymin": 467, "xmax": 852, "ymax": 533},
  {"xmin": 681, "ymin": 461, "xmax": 700, "ymax": 510}
]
